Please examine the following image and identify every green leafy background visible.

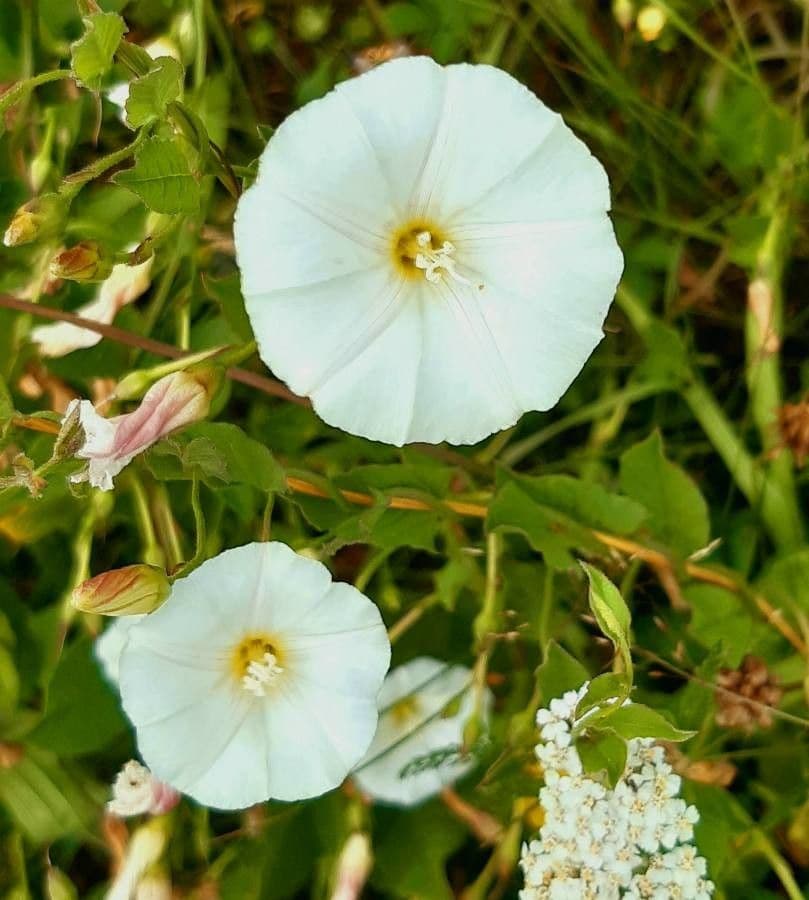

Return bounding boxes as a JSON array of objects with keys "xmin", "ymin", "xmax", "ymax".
[{"xmin": 1, "ymin": 1, "xmax": 809, "ymax": 898}]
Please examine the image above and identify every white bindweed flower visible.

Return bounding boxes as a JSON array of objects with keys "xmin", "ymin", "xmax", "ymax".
[
  {"xmin": 117, "ymin": 542, "xmax": 390, "ymax": 809},
  {"xmin": 353, "ymin": 656, "xmax": 485, "ymax": 807},
  {"xmin": 31, "ymin": 258, "xmax": 152, "ymax": 358},
  {"xmin": 234, "ymin": 56, "xmax": 622, "ymax": 446}
]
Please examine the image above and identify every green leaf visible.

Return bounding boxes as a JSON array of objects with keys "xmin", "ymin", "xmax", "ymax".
[
  {"xmin": 603, "ymin": 704, "xmax": 696, "ymax": 742},
  {"xmin": 0, "ymin": 643, "xmax": 19, "ymax": 725},
  {"xmin": 372, "ymin": 800, "xmax": 466, "ymax": 900},
  {"xmin": 487, "ymin": 471, "xmax": 602, "ymax": 569},
  {"xmin": 293, "ymin": 463, "xmax": 454, "ymax": 553},
  {"xmin": 113, "ymin": 136, "xmax": 200, "ymax": 215},
  {"xmin": 0, "ymin": 747, "xmax": 97, "ymax": 843},
  {"xmin": 27, "ymin": 635, "xmax": 128, "ymax": 756},
  {"xmin": 125, "ymin": 56, "xmax": 184, "ymax": 128},
  {"xmin": 536, "ymin": 641, "xmax": 589, "ymax": 703},
  {"xmin": 70, "ymin": 12, "xmax": 126, "ymax": 91},
  {"xmin": 619, "ymin": 431, "xmax": 710, "ymax": 557},
  {"xmin": 0, "ymin": 374, "xmax": 13, "ymax": 425},
  {"xmin": 576, "ymin": 730, "xmax": 628, "ymax": 788},
  {"xmin": 219, "ymin": 806, "xmax": 319, "ymax": 900},
  {"xmin": 757, "ymin": 548, "xmax": 809, "ymax": 615},
  {"xmin": 148, "ymin": 423, "xmax": 286, "ymax": 494},
  {"xmin": 576, "ymin": 672, "xmax": 631, "ymax": 726},
  {"xmin": 582, "ymin": 563, "xmax": 633, "ymax": 681}
]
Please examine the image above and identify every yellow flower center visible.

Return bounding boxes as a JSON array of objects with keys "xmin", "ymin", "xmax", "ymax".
[
  {"xmin": 231, "ymin": 633, "xmax": 285, "ymax": 696},
  {"xmin": 391, "ymin": 695, "xmax": 420, "ymax": 725},
  {"xmin": 391, "ymin": 221, "xmax": 483, "ymax": 289}
]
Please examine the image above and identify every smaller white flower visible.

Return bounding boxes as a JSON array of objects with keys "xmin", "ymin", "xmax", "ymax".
[
  {"xmin": 353, "ymin": 656, "xmax": 487, "ymax": 807},
  {"xmin": 119, "ymin": 542, "xmax": 390, "ymax": 809}
]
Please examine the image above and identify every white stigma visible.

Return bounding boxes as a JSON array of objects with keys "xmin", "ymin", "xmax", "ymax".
[
  {"xmin": 241, "ymin": 651, "xmax": 284, "ymax": 696},
  {"xmin": 413, "ymin": 231, "xmax": 482, "ymax": 289}
]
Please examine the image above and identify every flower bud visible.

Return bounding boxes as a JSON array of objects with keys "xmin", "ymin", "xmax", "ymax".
[
  {"xmin": 637, "ymin": 4, "xmax": 666, "ymax": 41},
  {"xmin": 50, "ymin": 241, "xmax": 114, "ymax": 283},
  {"xmin": 72, "ymin": 564, "xmax": 170, "ymax": 616},
  {"xmin": 106, "ymin": 817, "xmax": 171, "ymax": 900},
  {"xmin": 135, "ymin": 870, "xmax": 172, "ymax": 900},
  {"xmin": 107, "ymin": 760, "xmax": 180, "ymax": 818},
  {"xmin": 331, "ymin": 832, "xmax": 373, "ymax": 900},
  {"xmin": 3, "ymin": 194, "xmax": 67, "ymax": 247},
  {"xmin": 612, "ymin": 0, "xmax": 635, "ymax": 29}
]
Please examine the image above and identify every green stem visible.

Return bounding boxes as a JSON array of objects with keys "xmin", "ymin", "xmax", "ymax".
[
  {"xmin": 749, "ymin": 829, "xmax": 804, "ymax": 900},
  {"xmin": 0, "ymin": 69, "xmax": 72, "ymax": 118},
  {"xmin": 61, "ymin": 127, "xmax": 148, "ymax": 199}
]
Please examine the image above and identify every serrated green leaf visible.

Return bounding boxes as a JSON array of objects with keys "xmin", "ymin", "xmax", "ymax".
[
  {"xmin": 619, "ymin": 431, "xmax": 710, "ymax": 558},
  {"xmin": 576, "ymin": 730, "xmax": 628, "ymax": 788},
  {"xmin": 602, "ymin": 704, "xmax": 695, "ymax": 742},
  {"xmin": 147, "ymin": 423, "xmax": 286, "ymax": 493},
  {"xmin": 582, "ymin": 563, "xmax": 633, "ymax": 681},
  {"xmin": 113, "ymin": 136, "xmax": 200, "ymax": 215},
  {"xmin": 125, "ymin": 56, "xmax": 184, "ymax": 128},
  {"xmin": 487, "ymin": 472, "xmax": 601, "ymax": 569},
  {"xmin": 70, "ymin": 12, "xmax": 126, "ymax": 91}
]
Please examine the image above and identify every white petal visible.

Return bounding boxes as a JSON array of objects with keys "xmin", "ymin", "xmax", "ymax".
[
  {"xmin": 413, "ymin": 62, "xmax": 562, "ymax": 220},
  {"xmin": 234, "ymin": 185, "xmax": 384, "ymax": 296},
  {"xmin": 334, "ymin": 56, "xmax": 447, "ymax": 212},
  {"xmin": 31, "ymin": 293, "xmax": 117, "ymax": 357},
  {"xmin": 94, "ymin": 615, "xmax": 145, "ymax": 685}
]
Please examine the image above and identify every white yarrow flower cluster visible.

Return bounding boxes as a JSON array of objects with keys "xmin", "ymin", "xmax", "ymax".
[{"xmin": 520, "ymin": 685, "xmax": 714, "ymax": 900}]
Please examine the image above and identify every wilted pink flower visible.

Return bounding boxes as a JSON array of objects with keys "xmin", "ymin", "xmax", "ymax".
[
  {"xmin": 108, "ymin": 760, "xmax": 180, "ymax": 818},
  {"xmin": 67, "ymin": 370, "xmax": 214, "ymax": 491}
]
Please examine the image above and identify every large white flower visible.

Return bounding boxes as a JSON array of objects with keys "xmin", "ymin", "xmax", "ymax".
[
  {"xmin": 234, "ymin": 56, "xmax": 622, "ymax": 445},
  {"xmin": 353, "ymin": 656, "xmax": 484, "ymax": 806},
  {"xmin": 117, "ymin": 542, "xmax": 390, "ymax": 809}
]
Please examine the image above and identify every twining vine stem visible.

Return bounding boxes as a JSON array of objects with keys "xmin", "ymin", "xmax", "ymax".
[{"xmin": 2, "ymin": 292, "xmax": 804, "ymax": 655}]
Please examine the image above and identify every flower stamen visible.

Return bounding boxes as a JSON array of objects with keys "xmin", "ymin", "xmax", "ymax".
[
  {"xmin": 242, "ymin": 651, "xmax": 284, "ymax": 696},
  {"xmin": 412, "ymin": 231, "xmax": 482, "ymax": 289}
]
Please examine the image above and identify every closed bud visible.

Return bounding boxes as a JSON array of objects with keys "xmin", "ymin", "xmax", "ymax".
[
  {"xmin": 3, "ymin": 194, "xmax": 67, "ymax": 247},
  {"xmin": 612, "ymin": 0, "xmax": 635, "ymax": 29},
  {"xmin": 135, "ymin": 870, "xmax": 172, "ymax": 900},
  {"xmin": 72, "ymin": 564, "xmax": 170, "ymax": 616},
  {"xmin": 50, "ymin": 241, "xmax": 114, "ymax": 283}
]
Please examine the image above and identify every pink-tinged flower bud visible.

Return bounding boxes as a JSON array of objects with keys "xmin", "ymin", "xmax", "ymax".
[
  {"xmin": 50, "ymin": 241, "xmax": 114, "ymax": 283},
  {"xmin": 66, "ymin": 370, "xmax": 214, "ymax": 491},
  {"xmin": 106, "ymin": 817, "xmax": 171, "ymax": 900},
  {"xmin": 107, "ymin": 761, "xmax": 180, "ymax": 818},
  {"xmin": 72, "ymin": 564, "xmax": 170, "ymax": 616},
  {"xmin": 3, "ymin": 194, "xmax": 67, "ymax": 247},
  {"xmin": 331, "ymin": 833, "xmax": 373, "ymax": 900}
]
